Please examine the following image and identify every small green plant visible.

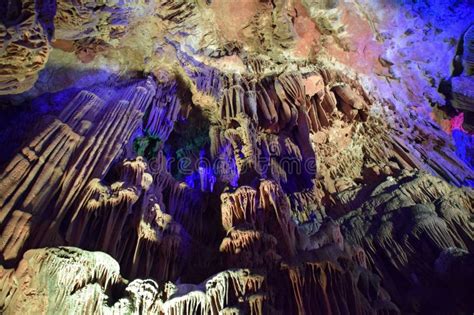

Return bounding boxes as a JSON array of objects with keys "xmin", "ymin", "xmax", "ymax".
[{"xmin": 133, "ymin": 132, "xmax": 162, "ymax": 160}]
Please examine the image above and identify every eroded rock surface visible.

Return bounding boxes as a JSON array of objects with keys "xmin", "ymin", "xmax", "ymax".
[
  {"xmin": 0, "ymin": 0, "xmax": 473, "ymax": 314},
  {"xmin": 0, "ymin": 0, "xmax": 50, "ymax": 95}
]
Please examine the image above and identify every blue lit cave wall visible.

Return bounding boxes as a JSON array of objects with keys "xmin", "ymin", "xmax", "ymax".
[{"xmin": 400, "ymin": 0, "xmax": 474, "ymax": 176}]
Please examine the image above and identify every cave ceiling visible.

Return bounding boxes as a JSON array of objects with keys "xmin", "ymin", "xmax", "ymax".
[{"xmin": 0, "ymin": 0, "xmax": 473, "ymax": 314}]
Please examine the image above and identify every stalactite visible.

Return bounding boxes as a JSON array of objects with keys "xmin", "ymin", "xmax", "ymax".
[
  {"xmin": 0, "ymin": 77, "xmax": 156, "ymax": 264},
  {"xmin": 145, "ymin": 80, "xmax": 183, "ymax": 141},
  {"xmin": 221, "ymin": 186, "xmax": 258, "ymax": 231},
  {"xmin": 219, "ymin": 228, "xmax": 279, "ymax": 268},
  {"xmin": 259, "ymin": 180, "xmax": 298, "ymax": 257},
  {"xmin": 340, "ymin": 172, "xmax": 474, "ymax": 311},
  {"xmin": 1, "ymin": 2, "xmax": 473, "ymax": 313}
]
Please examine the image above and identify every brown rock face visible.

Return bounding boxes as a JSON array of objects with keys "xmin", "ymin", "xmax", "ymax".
[
  {"xmin": 0, "ymin": 79, "xmax": 156, "ymax": 264},
  {"xmin": 1, "ymin": 0, "xmax": 473, "ymax": 314},
  {"xmin": 0, "ymin": 0, "xmax": 50, "ymax": 95}
]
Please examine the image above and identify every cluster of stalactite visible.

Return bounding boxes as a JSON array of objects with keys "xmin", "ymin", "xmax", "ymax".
[
  {"xmin": 339, "ymin": 171, "xmax": 474, "ymax": 313},
  {"xmin": 0, "ymin": 78, "xmax": 155, "ymax": 263},
  {"xmin": 216, "ymin": 176, "xmax": 402, "ymax": 314},
  {"xmin": 175, "ymin": 48, "xmax": 473, "ymax": 222},
  {"xmin": 0, "ymin": 247, "xmax": 268, "ymax": 314},
  {"xmin": 0, "ymin": 76, "xmax": 199, "ymax": 283},
  {"xmin": 0, "ymin": 69, "xmax": 405, "ymax": 314},
  {"xmin": 1, "ymin": 50, "xmax": 473, "ymax": 313}
]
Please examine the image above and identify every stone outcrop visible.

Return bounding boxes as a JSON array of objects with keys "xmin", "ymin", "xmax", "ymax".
[
  {"xmin": 54, "ymin": 0, "xmax": 151, "ymax": 42},
  {"xmin": 53, "ymin": 0, "xmax": 152, "ymax": 62},
  {"xmin": 339, "ymin": 171, "xmax": 474, "ymax": 313},
  {"xmin": 0, "ymin": 77, "xmax": 156, "ymax": 264},
  {"xmin": 0, "ymin": 247, "xmax": 267, "ymax": 314},
  {"xmin": 448, "ymin": 25, "xmax": 474, "ymax": 132}
]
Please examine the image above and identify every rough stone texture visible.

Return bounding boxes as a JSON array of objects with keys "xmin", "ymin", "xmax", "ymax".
[
  {"xmin": 0, "ymin": 0, "xmax": 473, "ymax": 314},
  {"xmin": 339, "ymin": 171, "xmax": 474, "ymax": 313},
  {"xmin": 0, "ymin": 246, "xmax": 270, "ymax": 314},
  {"xmin": 0, "ymin": 0, "xmax": 50, "ymax": 95},
  {"xmin": 449, "ymin": 25, "xmax": 474, "ymax": 132}
]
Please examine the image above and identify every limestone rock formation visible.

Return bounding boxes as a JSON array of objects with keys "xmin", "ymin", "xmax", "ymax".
[
  {"xmin": 447, "ymin": 25, "xmax": 474, "ymax": 132},
  {"xmin": 462, "ymin": 25, "xmax": 474, "ymax": 76},
  {"xmin": 0, "ymin": 247, "xmax": 267, "ymax": 314},
  {"xmin": 53, "ymin": 0, "xmax": 152, "ymax": 62},
  {"xmin": 0, "ymin": 0, "xmax": 473, "ymax": 314},
  {"xmin": 339, "ymin": 171, "xmax": 474, "ymax": 313},
  {"xmin": 0, "ymin": 0, "xmax": 50, "ymax": 95},
  {"xmin": 451, "ymin": 75, "xmax": 474, "ymax": 131}
]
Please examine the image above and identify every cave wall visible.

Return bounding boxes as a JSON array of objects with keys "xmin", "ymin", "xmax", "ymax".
[{"xmin": 0, "ymin": 0, "xmax": 473, "ymax": 314}]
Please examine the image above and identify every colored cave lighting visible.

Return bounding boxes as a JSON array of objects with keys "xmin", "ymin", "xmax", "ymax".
[{"xmin": 450, "ymin": 114, "xmax": 474, "ymax": 186}]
